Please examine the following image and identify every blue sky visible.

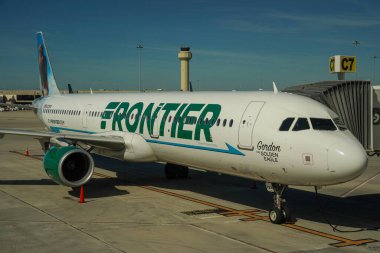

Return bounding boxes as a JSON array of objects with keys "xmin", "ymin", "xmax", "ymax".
[{"xmin": 0, "ymin": 0, "xmax": 379, "ymax": 91}]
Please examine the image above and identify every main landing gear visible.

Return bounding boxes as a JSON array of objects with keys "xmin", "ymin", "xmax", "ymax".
[
  {"xmin": 268, "ymin": 183, "xmax": 291, "ymax": 224},
  {"xmin": 165, "ymin": 163, "xmax": 189, "ymax": 179}
]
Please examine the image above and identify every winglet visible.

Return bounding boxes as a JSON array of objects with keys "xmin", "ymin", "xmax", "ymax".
[
  {"xmin": 68, "ymin": 83, "xmax": 74, "ymax": 94},
  {"xmin": 273, "ymin": 81, "xmax": 278, "ymax": 94},
  {"xmin": 37, "ymin": 32, "xmax": 61, "ymax": 97}
]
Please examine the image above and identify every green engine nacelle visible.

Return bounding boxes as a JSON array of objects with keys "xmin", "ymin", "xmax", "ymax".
[{"xmin": 43, "ymin": 146, "xmax": 94, "ymax": 187}]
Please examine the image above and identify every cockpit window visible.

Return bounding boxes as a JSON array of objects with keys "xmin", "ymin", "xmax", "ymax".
[
  {"xmin": 279, "ymin": 117, "xmax": 295, "ymax": 131},
  {"xmin": 310, "ymin": 118, "xmax": 337, "ymax": 131},
  {"xmin": 292, "ymin": 118, "xmax": 310, "ymax": 131},
  {"xmin": 333, "ymin": 117, "xmax": 348, "ymax": 131}
]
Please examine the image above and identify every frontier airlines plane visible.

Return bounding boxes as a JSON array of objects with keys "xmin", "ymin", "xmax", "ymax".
[{"xmin": 0, "ymin": 32, "xmax": 368, "ymax": 224}]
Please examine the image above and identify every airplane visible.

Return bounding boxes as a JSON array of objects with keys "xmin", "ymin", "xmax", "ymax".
[{"xmin": 0, "ymin": 32, "xmax": 368, "ymax": 224}]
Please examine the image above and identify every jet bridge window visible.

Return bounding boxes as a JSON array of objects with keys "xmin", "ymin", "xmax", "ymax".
[
  {"xmin": 279, "ymin": 117, "xmax": 295, "ymax": 131},
  {"xmin": 292, "ymin": 118, "xmax": 310, "ymax": 131},
  {"xmin": 310, "ymin": 118, "xmax": 337, "ymax": 131}
]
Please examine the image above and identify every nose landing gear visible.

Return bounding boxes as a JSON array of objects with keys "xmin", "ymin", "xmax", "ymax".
[{"xmin": 267, "ymin": 183, "xmax": 291, "ymax": 224}]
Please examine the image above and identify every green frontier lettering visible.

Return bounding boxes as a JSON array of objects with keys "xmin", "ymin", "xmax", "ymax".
[
  {"xmin": 125, "ymin": 102, "xmax": 143, "ymax": 132},
  {"xmin": 194, "ymin": 104, "xmax": 221, "ymax": 142},
  {"xmin": 136, "ymin": 103, "xmax": 165, "ymax": 135},
  {"xmin": 150, "ymin": 103, "xmax": 164, "ymax": 135},
  {"xmin": 112, "ymin": 102, "xmax": 129, "ymax": 131},
  {"xmin": 101, "ymin": 102, "xmax": 120, "ymax": 129},
  {"xmin": 171, "ymin": 104, "xmax": 188, "ymax": 138},
  {"xmin": 138, "ymin": 103, "xmax": 154, "ymax": 134},
  {"xmin": 104, "ymin": 101, "xmax": 222, "ymax": 142},
  {"xmin": 160, "ymin": 103, "xmax": 180, "ymax": 136},
  {"xmin": 177, "ymin": 103, "xmax": 205, "ymax": 140}
]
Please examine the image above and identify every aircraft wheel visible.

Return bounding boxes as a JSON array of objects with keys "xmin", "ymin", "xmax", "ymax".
[
  {"xmin": 269, "ymin": 208, "xmax": 283, "ymax": 224},
  {"xmin": 281, "ymin": 205, "xmax": 291, "ymax": 222},
  {"xmin": 165, "ymin": 164, "xmax": 177, "ymax": 179},
  {"xmin": 178, "ymin": 166, "xmax": 189, "ymax": 179}
]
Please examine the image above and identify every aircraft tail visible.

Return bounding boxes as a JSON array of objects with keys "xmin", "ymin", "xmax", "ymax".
[
  {"xmin": 68, "ymin": 83, "xmax": 74, "ymax": 94},
  {"xmin": 37, "ymin": 32, "xmax": 61, "ymax": 97}
]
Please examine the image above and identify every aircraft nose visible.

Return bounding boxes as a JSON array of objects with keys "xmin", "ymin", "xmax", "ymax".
[{"xmin": 328, "ymin": 139, "xmax": 368, "ymax": 183}]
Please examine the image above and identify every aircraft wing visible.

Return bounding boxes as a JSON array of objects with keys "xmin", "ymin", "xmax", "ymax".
[{"xmin": 0, "ymin": 128, "xmax": 125, "ymax": 151}]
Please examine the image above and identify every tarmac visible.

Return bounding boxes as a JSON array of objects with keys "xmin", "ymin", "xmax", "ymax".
[{"xmin": 0, "ymin": 110, "xmax": 379, "ymax": 253}]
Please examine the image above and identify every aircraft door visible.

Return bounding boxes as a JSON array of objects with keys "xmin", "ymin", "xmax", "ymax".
[
  {"xmin": 238, "ymin": 101, "xmax": 265, "ymax": 150},
  {"xmin": 82, "ymin": 104, "xmax": 92, "ymax": 129}
]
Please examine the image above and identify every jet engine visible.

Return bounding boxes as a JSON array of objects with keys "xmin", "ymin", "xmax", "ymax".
[{"xmin": 43, "ymin": 146, "xmax": 94, "ymax": 187}]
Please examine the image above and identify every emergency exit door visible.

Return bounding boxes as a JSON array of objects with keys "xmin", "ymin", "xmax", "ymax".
[{"xmin": 238, "ymin": 101, "xmax": 265, "ymax": 150}]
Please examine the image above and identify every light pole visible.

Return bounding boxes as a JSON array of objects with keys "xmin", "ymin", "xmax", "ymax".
[
  {"xmin": 353, "ymin": 40, "xmax": 360, "ymax": 80},
  {"xmin": 137, "ymin": 44, "xmax": 143, "ymax": 91},
  {"xmin": 371, "ymin": 55, "xmax": 378, "ymax": 84}
]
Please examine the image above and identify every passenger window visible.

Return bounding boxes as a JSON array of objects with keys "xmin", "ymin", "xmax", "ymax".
[
  {"xmin": 292, "ymin": 118, "xmax": 310, "ymax": 131},
  {"xmin": 229, "ymin": 119, "xmax": 233, "ymax": 127},
  {"xmin": 310, "ymin": 118, "xmax": 337, "ymax": 131},
  {"xmin": 223, "ymin": 119, "xmax": 227, "ymax": 127},
  {"xmin": 217, "ymin": 118, "xmax": 220, "ymax": 126},
  {"xmin": 279, "ymin": 118, "xmax": 295, "ymax": 131}
]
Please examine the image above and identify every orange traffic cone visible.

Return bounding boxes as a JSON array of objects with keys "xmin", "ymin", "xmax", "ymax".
[
  {"xmin": 24, "ymin": 147, "xmax": 30, "ymax": 156},
  {"xmin": 79, "ymin": 185, "xmax": 85, "ymax": 203}
]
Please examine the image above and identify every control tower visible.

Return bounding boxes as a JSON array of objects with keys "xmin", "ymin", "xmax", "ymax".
[{"xmin": 178, "ymin": 47, "xmax": 192, "ymax": 91}]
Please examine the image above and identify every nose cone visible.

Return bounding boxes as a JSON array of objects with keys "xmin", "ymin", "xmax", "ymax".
[{"xmin": 328, "ymin": 139, "xmax": 368, "ymax": 183}]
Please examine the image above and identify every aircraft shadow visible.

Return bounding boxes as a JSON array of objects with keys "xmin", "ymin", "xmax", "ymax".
[
  {"xmin": 0, "ymin": 179, "xmax": 56, "ymax": 186},
  {"xmin": 92, "ymin": 154, "xmax": 380, "ymax": 230},
  {"xmin": 68, "ymin": 177, "xmax": 129, "ymax": 199},
  {"xmin": 0, "ymin": 178, "xmax": 130, "ymax": 199}
]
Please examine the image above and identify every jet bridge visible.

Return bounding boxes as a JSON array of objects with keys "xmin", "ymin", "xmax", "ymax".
[{"xmin": 283, "ymin": 80, "xmax": 379, "ymax": 153}]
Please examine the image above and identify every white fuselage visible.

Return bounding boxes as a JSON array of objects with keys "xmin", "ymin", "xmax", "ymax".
[{"xmin": 33, "ymin": 91, "xmax": 368, "ymax": 186}]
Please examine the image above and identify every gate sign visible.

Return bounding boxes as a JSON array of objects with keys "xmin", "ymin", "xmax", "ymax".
[{"xmin": 329, "ymin": 55, "xmax": 356, "ymax": 73}]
